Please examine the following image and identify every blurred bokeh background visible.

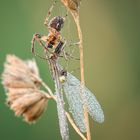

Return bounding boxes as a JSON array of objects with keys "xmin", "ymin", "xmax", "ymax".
[{"xmin": 0, "ymin": 0, "xmax": 140, "ymax": 140}]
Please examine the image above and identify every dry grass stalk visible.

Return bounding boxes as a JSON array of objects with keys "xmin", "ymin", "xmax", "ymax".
[
  {"xmin": 65, "ymin": 112, "xmax": 87, "ymax": 140},
  {"xmin": 60, "ymin": 0, "xmax": 91, "ymax": 140},
  {"xmin": 61, "ymin": 0, "xmax": 81, "ymax": 16}
]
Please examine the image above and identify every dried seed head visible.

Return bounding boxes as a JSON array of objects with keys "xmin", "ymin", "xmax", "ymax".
[
  {"xmin": 23, "ymin": 96, "xmax": 48, "ymax": 123},
  {"xmin": 9, "ymin": 89, "xmax": 49, "ymax": 123},
  {"xmin": 2, "ymin": 55, "xmax": 41, "ymax": 89},
  {"xmin": 2, "ymin": 55, "xmax": 52, "ymax": 123},
  {"xmin": 61, "ymin": 0, "xmax": 81, "ymax": 14}
]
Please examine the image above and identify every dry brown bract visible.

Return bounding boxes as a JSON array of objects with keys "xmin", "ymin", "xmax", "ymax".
[
  {"xmin": 2, "ymin": 55, "xmax": 41, "ymax": 89},
  {"xmin": 9, "ymin": 89, "xmax": 49, "ymax": 123},
  {"xmin": 61, "ymin": 0, "xmax": 81, "ymax": 14},
  {"xmin": 2, "ymin": 55, "xmax": 51, "ymax": 123}
]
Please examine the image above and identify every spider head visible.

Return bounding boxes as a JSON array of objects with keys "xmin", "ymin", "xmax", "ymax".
[{"xmin": 49, "ymin": 16, "xmax": 64, "ymax": 32}]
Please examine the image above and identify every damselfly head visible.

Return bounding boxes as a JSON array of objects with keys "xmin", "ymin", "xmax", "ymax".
[
  {"xmin": 59, "ymin": 75, "xmax": 66, "ymax": 83},
  {"xmin": 59, "ymin": 70, "xmax": 67, "ymax": 83},
  {"xmin": 49, "ymin": 16, "xmax": 64, "ymax": 31},
  {"xmin": 60, "ymin": 70, "xmax": 67, "ymax": 77}
]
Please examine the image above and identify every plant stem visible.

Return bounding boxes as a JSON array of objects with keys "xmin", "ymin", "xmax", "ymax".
[
  {"xmin": 40, "ymin": 75, "xmax": 87, "ymax": 140},
  {"xmin": 66, "ymin": 112, "xmax": 87, "ymax": 140},
  {"xmin": 73, "ymin": 15, "xmax": 91, "ymax": 140},
  {"xmin": 60, "ymin": 0, "xmax": 92, "ymax": 138}
]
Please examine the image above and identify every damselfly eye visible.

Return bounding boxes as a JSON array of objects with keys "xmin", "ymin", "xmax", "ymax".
[{"xmin": 60, "ymin": 70, "xmax": 67, "ymax": 77}]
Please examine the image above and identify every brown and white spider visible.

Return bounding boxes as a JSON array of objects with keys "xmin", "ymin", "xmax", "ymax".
[
  {"xmin": 31, "ymin": 1, "xmax": 66, "ymax": 60},
  {"xmin": 31, "ymin": 0, "xmax": 80, "ymax": 60}
]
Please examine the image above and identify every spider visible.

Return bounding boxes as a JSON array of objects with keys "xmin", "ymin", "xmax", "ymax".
[
  {"xmin": 31, "ymin": 1, "xmax": 64, "ymax": 60},
  {"xmin": 31, "ymin": 0, "xmax": 80, "ymax": 61}
]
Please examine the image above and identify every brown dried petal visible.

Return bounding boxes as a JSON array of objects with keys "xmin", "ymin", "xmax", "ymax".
[
  {"xmin": 6, "ymin": 55, "xmax": 39, "ymax": 77},
  {"xmin": 3, "ymin": 74, "xmax": 36, "ymax": 89},
  {"xmin": 23, "ymin": 98, "xmax": 48, "ymax": 123},
  {"xmin": 6, "ymin": 88, "xmax": 31, "ymax": 105},
  {"xmin": 26, "ymin": 60, "xmax": 39, "ymax": 76},
  {"xmin": 2, "ymin": 55, "xmax": 41, "ymax": 89},
  {"xmin": 9, "ymin": 90, "xmax": 49, "ymax": 122},
  {"xmin": 61, "ymin": 0, "xmax": 81, "ymax": 12},
  {"xmin": 7, "ymin": 88, "xmax": 34, "ymax": 102}
]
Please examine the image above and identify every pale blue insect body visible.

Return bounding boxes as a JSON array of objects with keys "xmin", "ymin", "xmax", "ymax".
[{"xmin": 63, "ymin": 72, "xmax": 105, "ymax": 132}]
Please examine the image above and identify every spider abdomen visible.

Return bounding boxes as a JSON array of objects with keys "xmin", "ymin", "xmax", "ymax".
[{"xmin": 47, "ymin": 33, "xmax": 61, "ymax": 49}]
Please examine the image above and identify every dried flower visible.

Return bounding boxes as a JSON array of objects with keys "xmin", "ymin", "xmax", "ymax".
[
  {"xmin": 61, "ymin": 0, "xmax": 81, "ymax": 13},
  {"xmin": 9, "ymin": 89, "xmax": 49, "ymax": 123},
  {"xmin": 2, "ymin": 55, "xmax": 41, "ymax": 89},
  {"xmin": 2, "ymin": 54, "xmax": 51, "ymax": 123}
]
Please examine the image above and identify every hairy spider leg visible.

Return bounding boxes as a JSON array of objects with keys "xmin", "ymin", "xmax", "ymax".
[
  {"xmin": 31, "ymin": 33, "xmax": 53, "ymax": 60},
  {"xmin": 62, "ymin": 41, "xmax": 80, "ymax": 61},
  {"xmin": 60, "ymin": 41, "xmax": 80, "ymax": 70},
  {"xmin": 68, "ymin": 42, "xmax": 80, "ymax": 60},
  {"xmin": 44, "ymin": 0, "xmax": 57, "ymax": 27},
  {"xmin": 31, "ymin": 34, "xmax": 66, "ymax": 61}
]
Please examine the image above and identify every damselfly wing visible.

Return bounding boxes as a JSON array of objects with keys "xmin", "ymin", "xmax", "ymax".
[
  {"xmin": 63, "ymin": 72, "xmax": 104, "ymax": 132},
  {"xmin": 50, "ymin": 62, "xmax": 69, "ymax": 140},
  {"xmin": 55, "ymin": 88, "xmax": 69, "ymax": 140}
]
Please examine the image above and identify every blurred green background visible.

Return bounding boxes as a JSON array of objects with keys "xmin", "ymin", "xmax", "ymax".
[{"xmin": 0, "ymin": 0, "xmax": 140, "ymax": 140}]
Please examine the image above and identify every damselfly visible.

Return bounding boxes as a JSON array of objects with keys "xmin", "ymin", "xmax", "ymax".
[{"xmin": 58, "ymin": 67, "xmax": 104, "ymax": 133}]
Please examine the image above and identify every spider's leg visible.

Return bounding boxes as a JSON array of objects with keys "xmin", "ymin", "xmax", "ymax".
[
  {"xmin": 65, "ymin": 52, "xmax": 80, "ymax": 60},
  {"xmin": 62, "ymin": 50, "xmax": 69, "ymax": 60},
  {"xmin": 34, "ymin": 54, "xmax": 48, "ymax": 60},
  {"xmin": 57, "ymin": 39, "xmax": 80, "ymax": 60},
  {"xmin": 68, "ymin": 42, "xmax": 80, "ymax": 59},
  {"xmin": 31, "ymin": 33, "xmax": 46, "ymax": 54},
  {"xmin": 67, "ymin": 41, "xmax": 80, "ymax": 47},
  {"xmin": 70, "ymin": 67, "xmax": 80, "ymax": 74},
  {"xmin": 57, "ymin": 39, "xmax": 69, "ymax": 61},
  {"xmin": 44, "ymin": 0, "xmax": 57, "ymax": 27},
  {"xmin": 62, "ymin": 41, "xmax": 80, "ymax": 61},
  {"xmin": 31, "ymin": 33, "xmax": 51, "ymax": 60}
]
